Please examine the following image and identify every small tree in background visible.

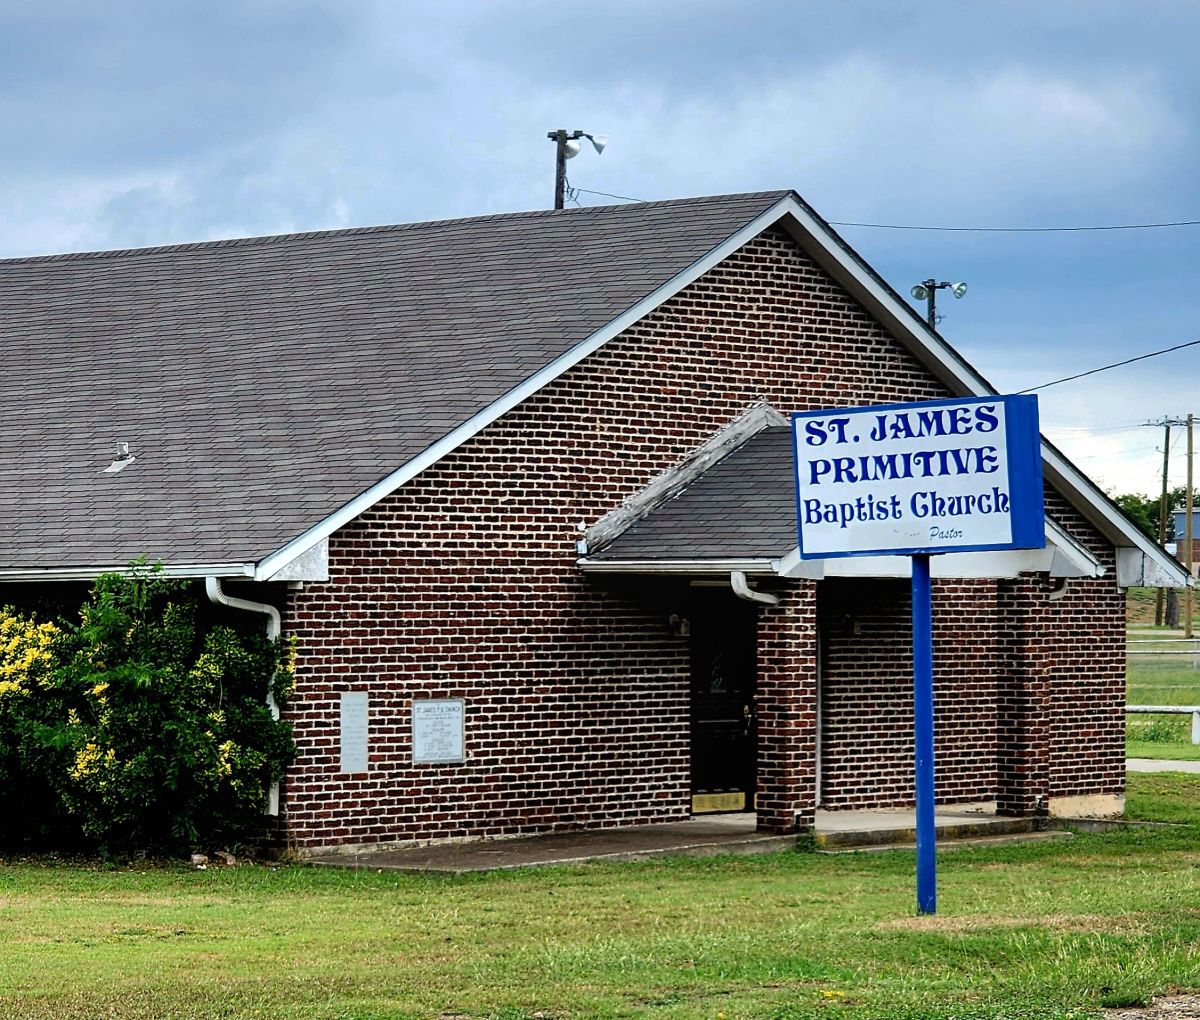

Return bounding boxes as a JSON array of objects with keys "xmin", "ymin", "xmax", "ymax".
[
  {"xmin": 1111, "ymin": 486, "xmax": 1199, "ymax": 544},
  {"xmin": 1112, "ymin": 492, "xmax": 1158, "ymax": 541}
]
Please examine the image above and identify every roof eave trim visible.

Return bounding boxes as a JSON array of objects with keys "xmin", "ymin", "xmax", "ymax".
[
  {"xmin": 254, "ymin": 191, "xmax": 1179, "ymax": 587},
  {"xmin": 773, "ymin": 196, "xmax": 1187, "ymax": 587},
  {"xmin": 1040, "ymin": 445, "xmax": 1190, "ymax": 587},
  {"xmin": 0, "ymin": 562, "xmax": 256, "ymax": 583},
  {"xmin": 253, "ymin": 194, "xmax": 798, "ymax": 580},
  {"xmin": 578, "ymin": 557, "xmax": 777, "ymax": 576}
]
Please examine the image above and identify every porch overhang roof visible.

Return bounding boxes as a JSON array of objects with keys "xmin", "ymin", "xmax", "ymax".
[
  {"xmin": 580, "ymin": 424, "xmax": 1186, "ymax": 587},
  {"xmin": 578, "ymin": 523, "xmax": 1104, "ymax": 581}
]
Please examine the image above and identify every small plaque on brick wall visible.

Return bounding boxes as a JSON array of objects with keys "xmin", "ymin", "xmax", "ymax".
[
  {"xmin": 339, "ymin": 692, "xmax": 369, "ymax": 774},
  {"xmin": 412, "ymin": 698, "xmax": 465, "ymax": 764}
]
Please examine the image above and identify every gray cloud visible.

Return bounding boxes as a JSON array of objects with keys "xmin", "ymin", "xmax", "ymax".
[{"xmin": 2, "ymin": 0, "xmax": 1198, "ymax": 493}]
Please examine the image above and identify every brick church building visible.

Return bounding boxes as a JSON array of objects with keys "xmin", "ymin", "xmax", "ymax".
[{"xmin": 0, "ymin": 190, "xmax": 1185, "ymax": 851}]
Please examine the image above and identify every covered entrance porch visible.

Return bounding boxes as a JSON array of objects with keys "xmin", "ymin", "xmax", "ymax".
[{"xmin": 576, "ymin": 415, "xmax": 1109, "ymax": 834}]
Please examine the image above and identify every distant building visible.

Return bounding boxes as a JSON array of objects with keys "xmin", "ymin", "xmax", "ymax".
[{"xmin": 1169, "ymin": 508, "xmax": 1200, "ymax": 574}]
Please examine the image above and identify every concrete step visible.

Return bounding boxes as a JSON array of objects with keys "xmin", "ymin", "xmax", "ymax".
[
  {"xmin": 815, "ymin": 815, "xmax": 1039, "ymax": 849},
  {"xmin": 819, "ymin": 829, "xmax": 1073, "ymax": 854}
]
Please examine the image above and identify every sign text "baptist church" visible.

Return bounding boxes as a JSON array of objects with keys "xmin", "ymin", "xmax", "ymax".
[{"xmin": 791, "ymin": 395, "xmax": 1044, "ymax": 559}]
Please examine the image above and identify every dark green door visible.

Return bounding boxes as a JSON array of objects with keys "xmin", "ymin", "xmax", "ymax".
[{"xmin": 689, "ymin": 595, "xmax": 757, "ymax": 813}]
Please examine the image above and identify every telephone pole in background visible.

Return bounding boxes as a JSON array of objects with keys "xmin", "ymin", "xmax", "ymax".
[
  {"xmin": 545, "ymin": 129, "xmax": 608, "ymax": 210},
  {"xmin": 1188, "ymin": 413, "xmax": 1195, "ymax": 639},
  {"xmin": 1146, "ymin": 417, "xmax": 1186, "ymax": 626}
]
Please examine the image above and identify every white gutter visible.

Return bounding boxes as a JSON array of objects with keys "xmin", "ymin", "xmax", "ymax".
[
  {"xmin": 730, "ymin": 570, "xmax": 779, "ymax": 605},
  {"xmin": 578, "ymin": 557, "xmax": 777, "ymax": 575},
  {"xmin": 0, "ymin": 562, "xmax": 255, "ymax": 583},
  {"xmin": 205, "ymin": 577, "xmax": 283, "ymax": 816},
  {"xmin": 204, "ymin": 578, "xmax": 281, "ymax": 713}
]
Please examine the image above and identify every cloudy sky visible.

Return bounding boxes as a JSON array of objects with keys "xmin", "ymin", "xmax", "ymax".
[{"xmin": 4, "ymin": 0, "xmax": 1197, "ymax": 498}]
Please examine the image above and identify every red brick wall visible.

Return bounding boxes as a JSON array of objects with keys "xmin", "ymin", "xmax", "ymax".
[
  {"xmin": 997, "ymin": 492, "xmax": 1125, "ymax": 814},
  {"xmin": 818, "ymin": 578, "xmax": 1002, "ymax": 810},
  {"xmin": 280, "ymin": 226, "xmax": 1123, "ymax": 848},
  {"xmin": 757, "ymin": 585, "xmax": 819, "ymax": 832},
  {"xmin": 816, "ymin": 488, "xmax": 1124, "ymax": 815}
]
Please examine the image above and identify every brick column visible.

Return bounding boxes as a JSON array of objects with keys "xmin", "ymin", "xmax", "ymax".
[
  {"xmin": 756, "ymin": 581, "xmax": 819, "ymax": 833},
  {"xmin": 996, "ymin": 575, "xmax": 1051, "ymax": 816}
]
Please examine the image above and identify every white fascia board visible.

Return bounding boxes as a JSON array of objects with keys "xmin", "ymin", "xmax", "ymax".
[
  {"xmin": 771, "ymin": 200, "xmax": 993, "ymax": 397},
  {"xmin": 254, "ymin": 192, "xmax": 1180, "ymax": 587},
  {"xmin": 253, "ymin": 196, "xmax": 799, "ymax": 581},
  {"xmin": 0, "ymin": 562, "xmax": 255, "ymax": 583},
  {"xmin": 782, "ymin": 549, "xmax": 1050, "ymax": 580},
  {"xmin": 577, "ymin": 557, "xmax": 777, "ymax": 576},
  {"xmin": 264, "ymin": 538, "xmax": 330, "ymax": 582},
  {"xmin": 775, "ymin": 517, "xmax": 1102, "ymax": 581},
  {"xmin": 1044, "ymin": 518, "xmax": 1105, "ymax": 578},
  {"xmin": 773, "ymin": 197, "xmax": 1186, "ymax": 586},
  {"xmin": 1116, "ymin": 547, "xmax": 1192, "ymax": 589},
  {"xmin": 1041, "ymin": 445, "xmax": 1189, "ymax": 587}
]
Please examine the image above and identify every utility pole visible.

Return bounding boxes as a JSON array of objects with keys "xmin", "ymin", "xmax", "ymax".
[
  {"xmin": 549, "ymin": 129, "xmax": 571, "ymax": 210},
  {"xmin": 1187, "ymin": 413, "xmax": 1195, "ymax": 639},
  {"xmin": 910, "ymin": 279, "xmax": 968, "ymax": 328},
  {"xmin": 546, "ymin": 129, "xmax": 607, "ymax": 210},
  {"xmin": 1146, "ymin": 417, "xmax": 1185, "ymax": 626}
]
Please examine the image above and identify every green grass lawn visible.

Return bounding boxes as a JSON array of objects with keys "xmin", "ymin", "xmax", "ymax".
[
  {"xmin": 1126, "ymin": 625, "xmax": 1200, "ymax": 760},
  {"xmin": 1126, "ymin": 738, "xmax": 1200, "ymax": 761},
  {"xmin": 2, "ymin": 774, "xmax": 1200, "ymax": 1020}
]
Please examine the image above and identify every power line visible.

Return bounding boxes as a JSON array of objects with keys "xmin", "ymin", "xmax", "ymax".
[
  {"xmin": 571, "ymin": 185, "xmax": 644, "ymax": 204},
  {"xmin": 1042, "ymin": 422, "xmax": 1146, "ymax": 434},
  {"xmin": 1070, "ymin": 445, "xmax": 1165, "ymax": 459},
  {"xmin": 571, "ymin": 182, "xmax": 1200, "ymax": 231},
  {"xmin": 829, "ymin": 217, "xmax": 1200, "ymax": 233},
  {"xmin": 1018, "ymin": 338, "xmax": 1200, "ymax": 393}
]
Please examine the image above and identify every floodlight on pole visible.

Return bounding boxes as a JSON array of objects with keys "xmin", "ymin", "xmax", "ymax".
[
  {"xmin": 911, "ymin": 278, "xmax": 968, "ymax": 327},
  {"xmin": 547, "ymin": 129, "xmax": 608, "ymax": 209}
]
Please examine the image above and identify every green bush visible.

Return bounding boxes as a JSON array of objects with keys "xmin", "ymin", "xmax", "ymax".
[{"xmin": 0, "ymin": 565, "xmax": 294, "ymax": 852}]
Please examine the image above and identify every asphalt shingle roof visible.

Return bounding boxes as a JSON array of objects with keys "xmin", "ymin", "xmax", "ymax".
[
  {"xmin": 0, "ymin": 191, "xmax": 789, "ymax": 570},
  {"xmin": 589, "ymin": 427, "xmax": 798, "ymax": 562}
]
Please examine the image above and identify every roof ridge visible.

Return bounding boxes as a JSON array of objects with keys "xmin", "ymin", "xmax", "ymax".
[{"xmin": 0, "ymin": 190, "xmax": 794, "ymax": 267}]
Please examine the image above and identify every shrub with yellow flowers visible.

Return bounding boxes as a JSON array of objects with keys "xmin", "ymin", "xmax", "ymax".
[
  {"xmin": 0, "ymin": 609, "xmax": 67, "ymax": 829},
  {"xmin": 0, "ymin": 563, "xmax": 294, "ymax": 853}
]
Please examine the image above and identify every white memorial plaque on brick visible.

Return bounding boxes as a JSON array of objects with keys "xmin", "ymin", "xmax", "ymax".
[
  {"xmin": 412, "ymin": 699, "xmax": 465, "ymax": 763},
  {"xmin": 339, "ymin": 691, "xmax": 369, "ymax": 774}
]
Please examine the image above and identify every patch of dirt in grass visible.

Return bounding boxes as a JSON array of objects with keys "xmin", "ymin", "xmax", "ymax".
[
  {"xmin": 1105, "ymin": 994, "xmax": 1200, "ymax": 1017},
  {"xmin": 876, "ymin": 913, "xmax": 1152, "ymax": 934}
]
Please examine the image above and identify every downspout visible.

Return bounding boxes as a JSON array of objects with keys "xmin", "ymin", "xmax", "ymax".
[
  {"xmin": 730, "ymin": 570, "xmax": 779, "ymax": 605},
  {"xmin": 205, "ymin": 577, "xmax": 282, "ymax": 815},
  {"xmin": 1047, "ymin": 577, "xmax": 1069, "ymax": 602}
]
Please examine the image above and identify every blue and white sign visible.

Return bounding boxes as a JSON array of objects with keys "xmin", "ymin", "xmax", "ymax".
[{"xmin": 792, "ymin": 395, "xmax": 1044, "ymax": 559}]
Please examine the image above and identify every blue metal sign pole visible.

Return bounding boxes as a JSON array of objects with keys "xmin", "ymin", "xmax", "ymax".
[
  {"xmin": 912, "ymin": 552, "xmax": 936, "ymax": 914},
  {"xmin": 791, "ymin": 395, "xmax": 1045, "ymax": 915}
]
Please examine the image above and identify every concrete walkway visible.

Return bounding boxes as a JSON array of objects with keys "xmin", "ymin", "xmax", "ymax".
[
  {"xmin": 1127, "ymin": 758, "xmax": 1200, "ymax": 773},
  {"xmin": 303, "ymin": 765, "xmax": 1199, "ymax": 873},
  {"xmin": 307, "ymin": 804, "xmax": 1047, "ymax": 873},
  {"xmin": 308, "ymin": 815, "xmax": 791, "ymax": 872}
]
